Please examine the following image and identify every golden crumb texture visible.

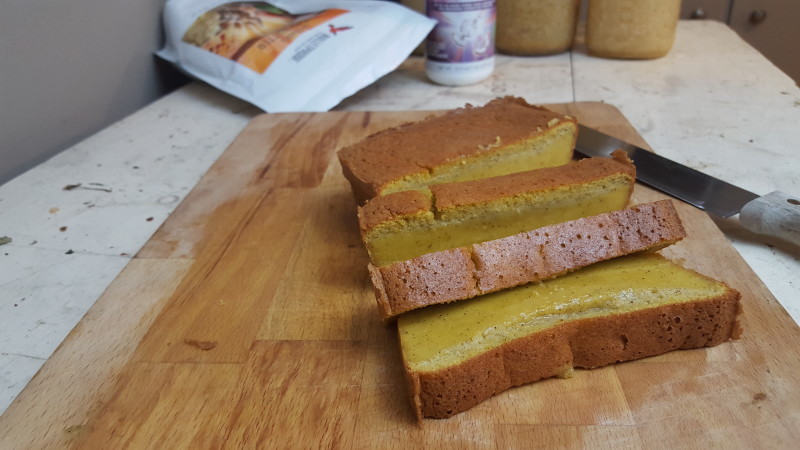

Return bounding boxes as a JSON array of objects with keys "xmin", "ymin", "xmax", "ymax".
[
  {"xmin": 432, "ymin": 150, "xmax": 634, "ymax": 210},
  {"xmin": 370, "ymin": 200, "xmax": 687, "ymax": 320},
  {"xmin": 357, "ymin": 152, "xmax": 635, "ymax": 236},
  {"xmin": 405, "ymin": 287, "xmax": 741, "ymax": 419}
]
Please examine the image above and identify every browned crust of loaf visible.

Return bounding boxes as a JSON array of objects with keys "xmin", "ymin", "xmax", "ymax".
[
  {"xmin": 404, "ymin": 288, "xmax": 742, "ymax": 420},
  {"xmin": 340, "ymin": 161, "xmax": 377, "ymax": 207},
  {"xmin": 371, "ymin": 200, "xmax": 686, "ymax": 321},
  {"xmin": 369, "ymin": 248, "xmax": 480, "ymax": 319},
  {"xmin": 337, "ymin": 97, "xmax": 576, "ymax": 203},
  {"xmin": 358, "ymin": 190, "xmax": 431, "ymax": 236},
  {"xmin": 432, "ymin": 151, "xmax": 635, "ymax": 210},
  {"xmin": 358, "ymin": 152, "xmax": 635, "ymax": 236}
]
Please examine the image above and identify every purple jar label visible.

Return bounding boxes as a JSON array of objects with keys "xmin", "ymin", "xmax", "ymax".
[{"xmin": 426, "ymin": 1, "xmax": 495, "ymax": 63}]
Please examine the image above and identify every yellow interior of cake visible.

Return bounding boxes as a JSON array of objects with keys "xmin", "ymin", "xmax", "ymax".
[
  {"xmin": 398, "ymin": 254, "xmax": 728, "ymax": 373},
  {"xmin": 380, "ymin": 122, "xmax": 576, "ymax": 196},
  {"xmin": 367, "ymin": 173, "xmax": 633, "ymax": 266}
]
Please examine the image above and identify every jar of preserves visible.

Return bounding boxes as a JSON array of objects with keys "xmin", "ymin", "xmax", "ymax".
[
  {"xmin": 586, "ymin": 0, "xmax": 681, "ymax": 59},
  {"xmin": 496, "ymin": 0, "xmax": 580, "ymax": 55}
]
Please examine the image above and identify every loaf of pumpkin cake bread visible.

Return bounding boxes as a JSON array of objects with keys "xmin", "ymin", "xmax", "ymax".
[
  {"xmin": 359, "ymin": 151, "xmax": 636, "ymax": 267},
  {"xmin": 399, "ymin": 253, "xmax": 742, "ymax": 419},
  {"xmin": 338, "ymin": 97, "xmax": 577, "ymax": 204},
  {"xmin": 370, "ymin": 199, "xmax": 686, "ymax": 321}
]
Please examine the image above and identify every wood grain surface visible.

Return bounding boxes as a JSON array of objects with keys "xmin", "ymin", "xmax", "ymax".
[{"xmin": 2, "ymin": 103, "xmax": 799, "ymax": 449}]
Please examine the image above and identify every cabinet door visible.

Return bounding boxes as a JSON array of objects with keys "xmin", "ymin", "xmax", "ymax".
[
  {"xmin": 729, "ymin": 0, "xmax": 800, "ymax": 83},
  {"xmin": 681, "ymin": 0, "xmax": 731, "ymax": 22}
]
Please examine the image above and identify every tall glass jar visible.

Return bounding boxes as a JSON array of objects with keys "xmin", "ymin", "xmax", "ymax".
[
  {"xmin": 496, "ymin": 0, "xmax": 580, "ymax": 55},
  {"xmin": 425, "ymin": 0, "xmax": 496, "ymax": 86},
  {"xmin": 586, "ymin": 0, "xmax": 681, "ymax": 59}
]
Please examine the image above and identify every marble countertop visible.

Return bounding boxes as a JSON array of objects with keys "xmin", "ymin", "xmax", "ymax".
[{"xmin": 1, "ymin": 20, "xmax": 798, "ymax": 415}]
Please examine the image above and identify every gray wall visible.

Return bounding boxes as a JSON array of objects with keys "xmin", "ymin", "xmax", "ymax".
[{"xmin": 0, "ymin": 0, "xmax": 187, "ymax": 184}]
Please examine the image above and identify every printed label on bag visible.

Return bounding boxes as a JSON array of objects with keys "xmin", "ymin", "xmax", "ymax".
[
  {"xmin": 426, "ymin": 0, "xmax": 495, "ymax": 63},
  {"xmin": 182, "ymin": 2, "xmax": 347, "ymax": 73},
  {"xmin": 159, "ymin": 0, "xmax": 436, "ymax": 112}
]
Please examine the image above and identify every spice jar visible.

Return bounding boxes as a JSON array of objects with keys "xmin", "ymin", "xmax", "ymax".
[
  {"xmin": 496, "ymin": 0, "xmax": 580, "ymax": 55},
  {"xmin": 586, "ymin": 0, "xmax": 681, "ymax": 59},
  {"xmin": 425, "ymin": 0, "xmax": 496, "ymax": 86}
]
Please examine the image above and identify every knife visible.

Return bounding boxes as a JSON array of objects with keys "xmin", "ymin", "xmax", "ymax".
[{"xmin": 575, "ymin": 124, "xmax": 800, "ymax": 246}]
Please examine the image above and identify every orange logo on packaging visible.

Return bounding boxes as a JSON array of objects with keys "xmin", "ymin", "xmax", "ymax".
[
  {"xmin": 328, "ymin": 24, "xmax": 353, "ymax": 35},
  {"xmin": 183, "ymin": 2, "xmax": 348, "ymax": 73}
]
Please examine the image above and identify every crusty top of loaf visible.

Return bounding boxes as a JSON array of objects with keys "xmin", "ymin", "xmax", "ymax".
[
  {"xmin": 338, "ymin": 97, "xmax": 574, "ymax": 189},
  {"xmin": 358, "ymin": 151, "xmax": 635, "ymax": 234}
]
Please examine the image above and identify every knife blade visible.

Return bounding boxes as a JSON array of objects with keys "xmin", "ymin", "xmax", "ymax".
[{"xmin": 575, "ymin": 124, "xmax": 800, "ymax": 246}]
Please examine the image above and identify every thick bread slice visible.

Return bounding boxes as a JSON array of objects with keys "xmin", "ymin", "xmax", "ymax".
[
  {"xmin": 370, "ymin": 200, "xmax": 686, "ymax": 321},
  {"xmin": 398, "ymin": 254, "xmax": 742, "ymax": 419},
  {"xmin": 359, "ymin": 152, "xmax": 636, "ymax": 266},
  {"xmin": 338, "ymin": 97, "xmax": 577, "ymax": 204}
]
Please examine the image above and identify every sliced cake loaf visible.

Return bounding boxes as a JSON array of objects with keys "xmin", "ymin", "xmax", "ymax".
[
  {"xmin": 370, "ymin": 199, "xmax": 686, "ymax": 321},
  {"xmin": 336, "ymin": 97, "xmax": 742, "ymax": 422},
  {"xmin": 359, "ymin": 151, "xmax": 636, "ymax": 267},
  {"xmin": 398, "ymin": 253, "xmax": 742, "ymax": 419},
  {"xmin": 338, "ymin": 97, "xmax": 577, "ymax": 204}
]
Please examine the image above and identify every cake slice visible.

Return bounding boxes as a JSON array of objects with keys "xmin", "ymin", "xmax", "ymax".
[
  {"xmin": 359, "ymin": 151, "xmax": 636, "ymax": 267},
  {"xmin": 338, "ymin": 97, "xmax": 577, "ymax": 204},
  {"xmin": 370, "ymin": 200, "xmax": 686, "ymax": 321},
  {"xmin": 398, "ymin": 253, "xmax": 742, "ymax": 419}
]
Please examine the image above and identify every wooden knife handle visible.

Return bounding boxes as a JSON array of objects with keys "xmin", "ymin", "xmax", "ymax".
[{"xmin": 739, "ymin": 191, "xmax": 800, "ymax": 246}]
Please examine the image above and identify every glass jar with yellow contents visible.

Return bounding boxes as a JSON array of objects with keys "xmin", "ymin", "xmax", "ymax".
[
  {"xmin": 586, "ymin": 0, "xmax": 681, "ymax": 59},
  {"xmin": 496, "ymin": 0, "xmax": 581, "ymax": 55}
]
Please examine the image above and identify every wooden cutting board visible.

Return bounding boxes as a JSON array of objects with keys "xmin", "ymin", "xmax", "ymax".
[{"xmin": 2, "ymin": 103, "xmax": 799, "ymax": 449}]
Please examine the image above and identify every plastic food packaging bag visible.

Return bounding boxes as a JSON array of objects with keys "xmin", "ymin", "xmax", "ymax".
[{"xmin": 158, "ymin": 0, "xmax": 435, "ymax": 112}]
